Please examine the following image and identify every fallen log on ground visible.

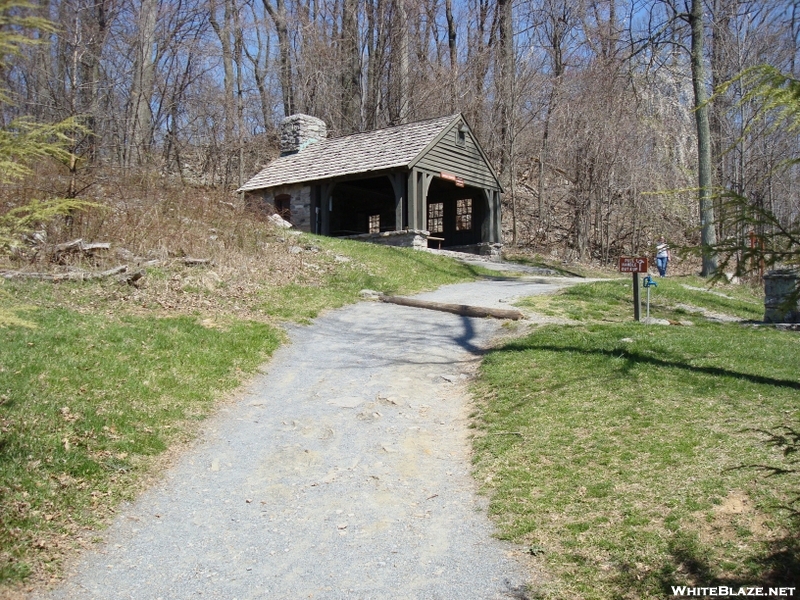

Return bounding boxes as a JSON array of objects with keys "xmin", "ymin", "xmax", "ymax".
[
  {"xmin": 1, "ymin": 265, "xmax": 128, "ymax": 282},
  {"xmin": 182, "ymin": 257, "xmax": 211, "ymax": 266},
  {"xmin": 52, "ymin": 238, "xmax": 83, "ymax": 254},
  {"xmin": 380, "ymin": 295, "xmax": 524, "ymax": 320},
  {"xmin": 0, "ymin": 271, "xmax": 54, "ymax": 280}
]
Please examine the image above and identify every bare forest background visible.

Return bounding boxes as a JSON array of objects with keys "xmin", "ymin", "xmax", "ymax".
[{"xmin": 2, "ymin": 0, "xmax": 800, "ymax": 265}]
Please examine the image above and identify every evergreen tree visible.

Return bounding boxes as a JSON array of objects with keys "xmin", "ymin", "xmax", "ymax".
[{"xmin": 0, "ymin": 0, "xmax": 91, "ymax": 253}]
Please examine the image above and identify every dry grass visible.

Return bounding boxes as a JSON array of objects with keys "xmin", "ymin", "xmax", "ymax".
[{"xmin": 1, "ymin": 171, "xmax": 344, "ymax": 321}]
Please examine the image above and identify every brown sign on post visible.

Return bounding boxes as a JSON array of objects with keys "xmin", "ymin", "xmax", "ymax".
[
  {"xmin": 619, "ymin": 256, "xmax": 648, "ymax": 321},
  {"xmin": 455, "ymin": 176, "xmax": 465, "ymax": 188},
  {"xmin": 439, "ymin": 172, "xmax": 456, "ymax": 182},
  {"xmin": 619, "ymin": 256, "xmax": 649, "ymax": 273}
]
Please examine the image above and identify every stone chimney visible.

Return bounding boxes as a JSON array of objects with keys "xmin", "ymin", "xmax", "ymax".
[{"xmin": 280, "ymin": 114, "xmax": 327, "ymax": 156}]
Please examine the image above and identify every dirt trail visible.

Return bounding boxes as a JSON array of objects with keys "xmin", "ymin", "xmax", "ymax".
[{"xmin": 36, "ymin": 276, "xmax": 576, "ymax": 600}]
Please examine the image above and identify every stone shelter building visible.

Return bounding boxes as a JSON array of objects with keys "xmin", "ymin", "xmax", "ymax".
[{"xmin": 238, "ymin": 113, "xmax": 503, "ymax": 251}]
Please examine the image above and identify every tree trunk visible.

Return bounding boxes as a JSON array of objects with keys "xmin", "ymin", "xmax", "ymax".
[
  {"xmin": 496, "ymin": 0, "xmax": 513, "ymax": 175},
  {"xmin": 242, "ymin": 4, "xmax": 273, "ymax": 132},
  {"xmin": 209, "ymin": 0, "xmax": 236, "ymax": 184},
  {"xmin": 689, "ymin": 0, "xmax": 717, "ymax": 276},
  {"xmin": 445, "ymin": 0, "xmax": 457, "ymax": 111},
  {"xmin": 80, "ymin": 0, "xmax": 110, "ymax": 162},
  {"xmin": 340, "ymin": 0, "xmax": 361, "ymax": 131},
  {"xmin": 264, "ymin": 0, "xmax": 295, "ymax": 116},
  {"xmin": 537, "ymin": 2, "xmax": 569, "ymax": 244},
  {"xmin": 365, "ymin": 0, "xmax": 380, "ymax": 129},
  {"xmin": 709, "ymin": 0, "xmax": 732, "ymax": 241},
  {"xmin": 395, "ymin": 0, "xmax": 409, "ymax": 123},
  {"xmin": 465, "ymin": 0, "xmax": 491, "ymax": 130},
  {"xmin": 128, "ymin": 0, "xmax": 158, "ymax": 167},
  {"xmin": 496, "ymin": 0, "xmax": 514, "ymax": 242}
]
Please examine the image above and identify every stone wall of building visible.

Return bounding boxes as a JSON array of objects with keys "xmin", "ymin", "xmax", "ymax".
[
  {"xmin": 288, "ymin": 186, "xmax": 312, "ymax": 231},
  {"xmin": 246, "ymin": 184, "xmax": 312, "ymax": 232}
]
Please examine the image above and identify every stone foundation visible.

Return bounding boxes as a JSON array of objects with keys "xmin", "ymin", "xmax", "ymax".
[
  {"xmin": 341, "ymin": 232, "xmax": 503, "ymax": 259},
  {"xmin": 444, "ymin": 242, "xmax": 503, "ymax": 260},
  {"xmin": 343, "ymin": 229, "xmax": 430, "ymax": 250}
]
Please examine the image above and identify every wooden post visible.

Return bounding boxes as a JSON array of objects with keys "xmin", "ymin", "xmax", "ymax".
[
  {"xmin": 388, "ymin": 173, "xmax": 405, "ymax": 230},
  {"xmin": 620, "ymin": 258, "xmax": 647, "ymax": 322},
  {"xmin": 481, "ymin": 189, "xmax": 493, "ymax": 243},
  {"xmin": 407, "ymin": 170, "xmax": 418, "ymax": 229},
  {"xmin": 493, "ymin": 190, "xmax": 502, "ymax": 243},
  {"xmin": 420, "ymin": 172, "xmax": 432, "ymax": 230}
]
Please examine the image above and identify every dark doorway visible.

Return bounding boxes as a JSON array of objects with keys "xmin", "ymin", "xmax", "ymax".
[
  {"xmin": 330, "ymin": 176, "xmax": 396, "ymax": 236},
  {"xmin": 274, "ymin": 194, "xmax": 292, "ymax": 222}
]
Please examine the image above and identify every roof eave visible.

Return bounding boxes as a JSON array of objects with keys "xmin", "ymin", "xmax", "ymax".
[{"xmin": 238, "ymin": 165, "xmax": 413, "ymax": 192}]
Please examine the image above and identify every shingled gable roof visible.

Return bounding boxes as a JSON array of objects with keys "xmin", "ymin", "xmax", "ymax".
[{"xmin": 238, "ymin": 114, "xmax": 477, "ymax": 192}]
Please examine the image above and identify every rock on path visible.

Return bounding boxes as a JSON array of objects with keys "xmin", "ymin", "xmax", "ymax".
[{"xmin": 36, "ymin": 278, "xmax": 572, "ymax": 600}]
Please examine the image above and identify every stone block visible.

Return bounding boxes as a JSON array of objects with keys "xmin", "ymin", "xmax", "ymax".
[{"xmin": 764, "ymin": 269, "xmax": 800, "ymax": 323}]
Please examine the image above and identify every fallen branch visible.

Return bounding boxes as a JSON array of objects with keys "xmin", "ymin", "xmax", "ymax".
[
  {"xmin": 380, "ymin": 295, "xmax": 524, "ymax": 320},
  {"xmin": 53, "ymin": 238, "xmax": 83, "ymax": 253},
  {"xmin": 1, "ymin": 271, "xmax": 53, "ymax": 280},
  {"xmin": 52, "ymin": 239, "xmax": 111, "ymax": 259},
  {"xmin": 80, "ymin": 242, "xmax": 111, "ymax": 252},
  {"xmin": 115, "ymin": 248, "xmax": 166, "ymax": 267},
  {"xmin": 1, "ymin": 265, "xmax": 128, "ymax": 282},
  {"xmin": 53, "ymin": 265, "xmax": 127, "ymax": 282},
  {"xmin": 182, "ymin": 257, "xmax": 211, "ymax": 266}
]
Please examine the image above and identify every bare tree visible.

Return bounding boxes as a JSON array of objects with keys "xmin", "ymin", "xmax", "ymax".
[
  {"xmin": 263, "ymin": 0, "xmax": 295, "ymax": 116},
  {"xmin": 686, "ymin": 0, "xmax": 717, "ymax": 274},
  {"xmin": 127, "ymin": 0, "xmax": 159, "ymax": 167},
  {"xmin": 339, "ymin": 0, "xmax": 361, "ymax": 130}
]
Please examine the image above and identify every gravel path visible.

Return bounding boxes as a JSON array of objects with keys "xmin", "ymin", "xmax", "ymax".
[{"xmin": 36, "ymin": 276, "xmax": 579, "ymax": 600}]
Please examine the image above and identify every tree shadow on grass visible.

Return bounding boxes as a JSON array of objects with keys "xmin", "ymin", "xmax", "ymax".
[
  {"xmin": 605, "ymin": 529, "xmax": 800, "ymax": 598},
  {"xmin": 661, "ymin": 529, "xmax": 800, "ymax": 590},
  {"xmin": 497, "ymin": 343, "xmax": 800, "ymax": 391},
  {"xmin": 612, "ymin": 422, "xmax": 800, "ymax": 596}
]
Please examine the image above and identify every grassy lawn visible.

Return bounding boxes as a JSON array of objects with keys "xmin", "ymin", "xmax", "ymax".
[
  {"xmin": 516, "ymin": 276, "xmax": 765, "ymax": 323},
  {"xmin": 473, "ymin": 277, "xmax": 799, "ymax": 598},
  {"xmin": 258, "ymin": 234, "xmax": 486, "ymax": 322},
  {"xmin": 0, "ymin": 236, "xmax": 482, "ymax": 589},
  {"xmin": 0, "ymin": 306, "xmax": 282, "ymax": 583}
]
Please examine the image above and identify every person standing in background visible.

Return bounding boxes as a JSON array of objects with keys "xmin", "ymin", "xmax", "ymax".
[{"xmin": 655, "ymin": 236, "xmax": 670, "ymax": 277}]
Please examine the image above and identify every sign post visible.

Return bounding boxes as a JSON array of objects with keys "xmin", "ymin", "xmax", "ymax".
[{"xmin": 619, "ymin": 257, "xmax": 649, "ymax": 321}]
